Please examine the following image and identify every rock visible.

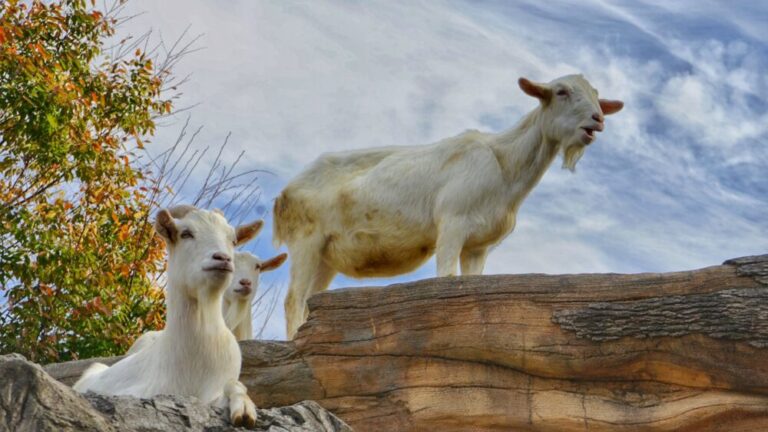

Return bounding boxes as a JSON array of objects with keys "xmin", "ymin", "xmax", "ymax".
[
  {"xmin": 2, "ymin": 354, "xmax": 352, "ymax": 432},
  {"xmin": 85, "ymin": 394, "xmax": 351, "ymax": 432},
  {"xmin": 47, "ymin": 254, "xmax": 768, "ymax": 431},
  {"xmin": 240, "ymin": 254, "xmax": 768, "ymax": 431},
  {"xmin": 0, "ymin": 353, "xmax": 115, "ymax": 432}
]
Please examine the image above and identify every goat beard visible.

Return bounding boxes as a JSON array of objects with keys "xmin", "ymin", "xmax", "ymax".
[{"xmin": 561, "ymin": 140, "xmax": 586, "ymax": 172}]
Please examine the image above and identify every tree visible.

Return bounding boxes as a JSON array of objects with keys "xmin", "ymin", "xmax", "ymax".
[{"xmin": 0, "ymin": 0, "xmax": 173, "ymax": 363}]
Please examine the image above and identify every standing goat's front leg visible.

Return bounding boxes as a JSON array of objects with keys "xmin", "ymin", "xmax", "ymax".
[
  {"xmin": 222, "ymin": 380, "xmax": 257, "ymax": 428},
  {"xmin": 284, "ymin": 236, "xmax": 336, "ymax": 339},
  {"xmin": 460, "ymin": 247, "xmax": 489, "ymax": 275},
  {"xmin": 435, "ymin": 220, "xmax": 467, "ymax": 277}
]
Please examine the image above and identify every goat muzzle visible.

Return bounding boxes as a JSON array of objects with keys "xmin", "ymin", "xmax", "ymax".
[{"xmin": 203, "ymin": 262, "xmax": 234, "ymax": 273}]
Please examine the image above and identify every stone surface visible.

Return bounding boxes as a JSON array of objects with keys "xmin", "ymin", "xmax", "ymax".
[
  {"xmin": 47, "ymin": 254, "xmax": 768, "ymax": 431},
  {"xmin": 85, "ymin": 394, "xmax": 351, "ymax": 432},
  {"xmin": 2, "ymin": 354, "xmax": 351, "ymax": 432},
  {"xmin": 725, "ymin": 254, "xmax": 768, "ymax": 284},
  {"xmin": 0, "ymin": 353, "xmax": 114, "ymax": 432},
  {"xmin": 551, "ymin": 287, "xmax": 768, "ymax": 347}
]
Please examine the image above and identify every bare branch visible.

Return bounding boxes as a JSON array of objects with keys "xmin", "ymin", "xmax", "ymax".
[{"xmin": 252, "ymin": 282, "xmax": 281, "ymax": 339}]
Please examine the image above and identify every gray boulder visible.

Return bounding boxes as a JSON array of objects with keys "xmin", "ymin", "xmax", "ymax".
[{"xmin": 0, "ymin": 354, "xmax": 352, "ymax": 432}]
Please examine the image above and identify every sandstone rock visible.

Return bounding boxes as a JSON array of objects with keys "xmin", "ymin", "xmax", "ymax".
[
  {"xmin": 47, "ymin": 254, "xmax": 768, "ymax": 431},
  {"xmin": 241, "ymin": 254, "xmax": 768, "ymax": 431},
  {"xmin": 2, "ymin": 354, "xmax": 351, "ymax": 432}
]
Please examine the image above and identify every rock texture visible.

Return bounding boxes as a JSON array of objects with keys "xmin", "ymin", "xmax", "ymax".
[
  {"xmin": 47, "ymin": 254, "xmax": 768, "ymax": 431},
  {"xmin": 2, "ymin": 354, "xmax": 351, "ymax": 432},
  {"xmin": 86, "ymin": 395, "xmax": 350, "ymax": 432},
  {"xmin": 551, "ymin": 287, "xmax": 768, "ymax": 347},
  {"xmin": 1, "ymin": 353, "xmax": 114, "ymax": 432}
]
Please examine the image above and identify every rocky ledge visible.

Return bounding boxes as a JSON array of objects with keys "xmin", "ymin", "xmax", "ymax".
[
  {"xmin": 0, "ymin": 353, "xmax": 351, "ymax": 432},
  {"xmin": 36, "ymin": 254, "xmax": 768, "ymax": 431}
]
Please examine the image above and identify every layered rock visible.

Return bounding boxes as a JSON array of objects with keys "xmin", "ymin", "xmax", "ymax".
[{"xmin": 47, "ymin": 254, "xmax": 768, "ymax": 431}]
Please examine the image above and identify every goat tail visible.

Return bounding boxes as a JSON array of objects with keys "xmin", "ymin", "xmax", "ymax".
[
  {"xmin": 273, "ymin": 188, "xmax": 315, "ymax": 247},
  {"xmin": 272, "ymin": 192, "xmax": 289, "ymax": 247}
]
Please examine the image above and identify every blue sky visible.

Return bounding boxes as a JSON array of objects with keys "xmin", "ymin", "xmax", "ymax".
[{"xmin": 121, "ymin": 1, "xmax": 768, "ymax": 340}]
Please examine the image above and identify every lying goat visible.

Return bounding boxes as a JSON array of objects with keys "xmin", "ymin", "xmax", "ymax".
[{"xmin": 74, "ymin": 206, "xmax": 263, "ymax": 427}]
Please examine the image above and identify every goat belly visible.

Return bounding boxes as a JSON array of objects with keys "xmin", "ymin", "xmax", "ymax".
[{"xmin": 325, "ymin": 230, "xmax": 434, "ymax": 278}]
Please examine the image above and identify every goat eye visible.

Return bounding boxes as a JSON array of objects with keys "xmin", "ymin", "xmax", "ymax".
[
  {"xmin": 180, "ymin": 230, "xmax": 194, "ymax": 239},
  {"xmin": 556, "ymin": 89, "xmax": 569, "ymax": 96}
]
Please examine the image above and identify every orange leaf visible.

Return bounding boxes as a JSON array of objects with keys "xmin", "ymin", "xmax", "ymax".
[
  {"xmin": 93, "ymin": 297, "xmax": 110, "ymax": 315},
  {"xmin": 118, "ymin": 225, "xmax": 130, "ymax": 241}
]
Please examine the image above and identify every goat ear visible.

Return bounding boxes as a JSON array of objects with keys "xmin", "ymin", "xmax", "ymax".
[
  {"xmin": 235, "ymin": 220, "xmax": 264, "ymax": 246},
  {"xmin": 154, "ymin": 209, "xmax": 178, "ymax": 243},
  {"xmin": 257, "ymin": 253, "xmax": 287, "ymax": 272},
  {"xmin": 599, "ymin": 99, "xmax": 624, "ymax": 115},
  {"xmin": 519, "ymin": 77, "xmax": 552, "ymax": 101}
]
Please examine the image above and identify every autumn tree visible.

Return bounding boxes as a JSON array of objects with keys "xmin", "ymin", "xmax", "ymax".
[{"xmin": 0, "ymin": 0, "xmax": 177, "ymax": 363}]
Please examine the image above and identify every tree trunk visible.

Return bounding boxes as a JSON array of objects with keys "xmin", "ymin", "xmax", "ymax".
[{"xmin": 48, "ymin": 254, "xmax": 768, "ymax": 431}]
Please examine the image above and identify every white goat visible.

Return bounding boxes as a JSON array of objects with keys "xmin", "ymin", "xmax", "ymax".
[
  {"xmin": 223, "ymin": 251, "xmax": 287, "ymax": 341},
  {"xmin": 126, "ymin": 251, "xmax": 287, "ymax": 354},
  {"xmin": 274, "ymin": 74, "xmax": 624, "ymax": 338},
  {"xmin": 74, "ymin": 206, "xmax": 263, "ymax": 427}
]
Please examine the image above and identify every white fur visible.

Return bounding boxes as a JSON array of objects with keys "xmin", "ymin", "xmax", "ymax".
[
  {"xmin": 223, "ymin": 252, "xmax": 287, "ymax": 341},
  {"xmin": 274, "ymin": 74, "xmax": 624, "ymax": 338},
  {"xmin": 126, "ymin": 251, "xmax": 287, "ymax": 355},
  {"xmin": 125, "ymin": 330, "xmax": 159, "ymax": 355},
  {"xmin": 74, "ymin": 207, "xmax": 261, "ymax": 427}
]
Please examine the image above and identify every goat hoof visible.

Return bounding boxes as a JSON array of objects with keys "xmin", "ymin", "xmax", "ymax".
[
  {"xmin": 244, "ymin": 414, "xmax": 257, "ymax": 428},
  {"xmin": 231, "ymin": 414, "xmax": 244, "ymax": 427}
]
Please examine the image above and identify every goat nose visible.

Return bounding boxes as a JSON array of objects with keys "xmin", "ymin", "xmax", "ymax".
[
  {"xmin": 239, "ymin": 279, "xmax": 252, "ymax": 287},
  {"xmin": 212, "ymin": 252, "xmax": 231, "ymax": 262},
  {"xmin": 592, "ymin": 113, "xmax": 604, "ymax": 123}
]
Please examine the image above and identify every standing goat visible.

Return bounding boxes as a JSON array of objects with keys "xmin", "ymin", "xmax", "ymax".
[
  {"xmin": 126, "ymin": 251, "xmax": 287, "ymax": 354},
  {"xmin": 74, "ymin": 206, "xmax": 263, "ymax": 427},
  {"xmin": 274, "ymin": 74, "xmax": 624, "ymax": 338}
]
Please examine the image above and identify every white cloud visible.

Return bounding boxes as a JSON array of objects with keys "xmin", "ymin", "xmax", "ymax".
[{"xmin": 658, "ymin": 42, "xmax": 768, "ymax": 156}]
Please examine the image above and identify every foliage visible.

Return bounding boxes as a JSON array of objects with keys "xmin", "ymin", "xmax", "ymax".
[{"xmin": 0, "ymin": 0, "xmax": 172, "ymax": 363}]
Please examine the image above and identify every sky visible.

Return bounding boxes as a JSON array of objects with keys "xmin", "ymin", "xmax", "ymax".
[{"xmin": 120, "ymin": 0, "xmax": 768, "ymax": 340}]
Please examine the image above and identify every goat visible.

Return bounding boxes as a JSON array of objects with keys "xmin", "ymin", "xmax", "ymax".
[
  {"xmin": 223, "ymin": 251, "xmax": 287, "ymax": 341},
  {"xmin": 74, "ymin": 206, "xmax": 263, "ymax": 427},
  {"xmin": 126, "ymin": 251, "xmax": 287, "ymax": 354},
  {"xmin": 274, "ymin": 74, "xmax": 624, "ymax": 338}
]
